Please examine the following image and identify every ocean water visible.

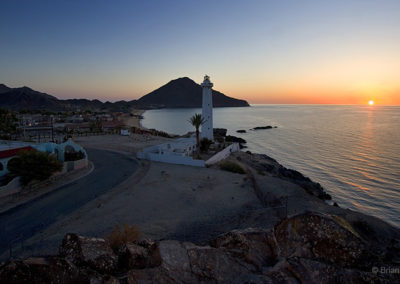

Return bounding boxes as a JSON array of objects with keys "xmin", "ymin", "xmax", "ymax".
[{"xmin": 142, "ymin": 105, "xmax": 400, "ymax": 228}]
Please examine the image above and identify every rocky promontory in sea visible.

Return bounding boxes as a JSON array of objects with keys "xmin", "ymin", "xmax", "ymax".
[
  {"xmin": 251, "ymin": 125, "xmax": 278, "ymax": 130},
  {"xmin": 1, "ymin": 212, "xmax": 399, "ymax": 283},
  {"xmin": 236, "ymin": 126, "xmax": 278, "ymax": 133}
]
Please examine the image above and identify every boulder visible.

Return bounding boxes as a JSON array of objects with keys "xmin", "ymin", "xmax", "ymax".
[
  {"xmin": 186, "ymin": 246, "xmax": 263, "ymax": 283},
  {"xmin": 127, "ymin": 240, "xmax": 195, "ymax": 283},
  {"xmin": 118, "ymin": 239, "xmax": 161, "ymax": 269},
  {"xmin": 127, "ymin": 240, "xmax": 273, "ymax": 284},
  {"xmin": 210, "ymin": 228, "xmax": 278, "ymax": 269},
  {"xmin": 0, "ymin": 257, "xmax": 84, "ymax": 284},
  {"xmin": 236, "ymin": 130, "xmax": 246, "ymax": 133},
  {"xmin": 274, "ymin": 212, "xmax": 378, "ymax": 269},
  {"xmin": 284, "ymin": 257, "xmax": 389, "ymax": 284},
  {"xmin": 59, "ymin": 233, "xmax": 117, "ymax": 274}
]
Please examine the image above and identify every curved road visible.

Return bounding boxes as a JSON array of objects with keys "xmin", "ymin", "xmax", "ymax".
[{"xmin": 0, "ymin": 148, "xmax": 139, "ymax": 256}]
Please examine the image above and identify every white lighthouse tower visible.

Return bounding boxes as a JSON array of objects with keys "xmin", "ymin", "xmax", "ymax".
[{"xmin": 201, "ymin": 75, "xmax": 214, "ymax": 141}]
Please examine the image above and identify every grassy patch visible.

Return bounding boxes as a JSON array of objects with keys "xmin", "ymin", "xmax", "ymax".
[
  {"xmin": 106, "ymin": 224, "xmax": 141, "ymax": 250},
  {"xmin": 331, "ymin": 215, "xmax": 360, "ymax": 238},
  {"xmin": 219, "ymin": 161, "xmax": 246, "ymax": 174}
]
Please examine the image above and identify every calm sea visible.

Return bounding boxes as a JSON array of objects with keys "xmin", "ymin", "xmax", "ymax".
[{"xmin": 142, "ymin": 105, "xmax": 400, "ymax": 228}]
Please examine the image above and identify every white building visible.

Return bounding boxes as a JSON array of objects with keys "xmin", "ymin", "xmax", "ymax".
[
  {"xmin": 137, "ymin": 137, "xmax": 205, "ymax": 167},
  {"xmin": 0, "ymin": 139, "xmax": 87, "ymax": 177},
  {"xmin": 201, "ymin": 75, "xmax": 214, "ymax": 141}
]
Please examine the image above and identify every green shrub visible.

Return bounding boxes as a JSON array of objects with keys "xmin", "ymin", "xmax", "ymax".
[
  {"xmin": 7, "ymin": 150, "xmax": 63, "ymax": 185},
  {"xmin": 200, "ymin": 138, "xmax": 213, "ymax": 152},
  {"xmin": 215, "ymin": 136, "xmax": 224, "ymax": 143},
  {"xmin": 219, "ymin": 161, "xmax": 246, "ymax": 174}
]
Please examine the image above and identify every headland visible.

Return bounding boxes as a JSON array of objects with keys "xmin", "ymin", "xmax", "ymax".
[{"xmin": 1, "ymin": 112, "xmax": 399, "ymax": 282}]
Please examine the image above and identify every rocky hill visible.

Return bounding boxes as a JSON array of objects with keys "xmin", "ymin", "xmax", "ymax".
[
  {"xmin": 0, "ymin": 85, "xmax": 132, "ymax": 112},
  {"xmin": 0, "ymin": 84, "xmax": 11, "ymax": 94},
  {"xmin": 137, "ymin": 77, "xmax": 249, "ymax": 108},
  {"xmin": 0, "ymin": 86, "xmax": 63, "ymax": 110},
  {"xmin": 0, "ymin": 78, "xmax": 249, "ymax": 111}
]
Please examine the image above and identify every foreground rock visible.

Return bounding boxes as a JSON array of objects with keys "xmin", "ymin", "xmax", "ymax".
[
  {"xmin": 1, "ymin": 212, "xmax": 399, "ymax": 283},
  {"xmin": 59, "ymin": 234, "xmax": 118, "ymax": 274}
]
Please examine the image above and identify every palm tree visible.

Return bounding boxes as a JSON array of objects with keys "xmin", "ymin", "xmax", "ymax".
[{"xmin": 189, "ymin": 113, "xmax": 205, "ymax": 155}]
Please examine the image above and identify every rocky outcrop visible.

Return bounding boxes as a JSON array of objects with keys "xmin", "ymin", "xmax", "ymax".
[
  {"xmin": 213, "ymin": 128, "xmax": 227, "ymax": 137},
  {"xmin": 1, "ymin": 212, "xmax": 399, "ymax": 283},
  {"xmin": 117, "ymin": 239, "xmax": 161, "ymax": 270},
  {"xmin": 59, "ymin": 233, "xmax": 118, "ymax": 274},
  {"xmin": 235, "ymin": 152, "xmax": 332, "ymax": 200},
  {"xmin": 225, "ymin": 135, "xmax": 247, "ymax": 144}
]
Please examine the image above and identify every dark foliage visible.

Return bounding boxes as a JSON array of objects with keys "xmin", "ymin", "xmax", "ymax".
[
  {"xmin": 7, "ymin": 150, "xmax": 63, "ymax": 185},
  {"xmin": 0, "ymin": 108, "xmax": 18, "ymax": 135},
  {"xmin": 200, "ymin": 138, "xmax": 213, "ymax": 152}
]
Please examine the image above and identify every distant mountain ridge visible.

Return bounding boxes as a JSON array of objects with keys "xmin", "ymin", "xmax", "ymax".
[
  {"xmin": 0, "ymin": 77, "xmax": 249, "ymax": 111},
  {"xmin": 0, "ymin": 84, "xmax": 12, "ymax": 94}
]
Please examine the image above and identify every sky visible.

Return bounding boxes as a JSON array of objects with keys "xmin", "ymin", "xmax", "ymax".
[{"xmin": 1, "ymin": 0, "xmax": 399, "ymax": 105}]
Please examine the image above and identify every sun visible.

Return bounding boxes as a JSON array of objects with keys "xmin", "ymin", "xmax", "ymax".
[{"xmin": 368, "ymin": 100, "xmax": 374, "ymax": 106}]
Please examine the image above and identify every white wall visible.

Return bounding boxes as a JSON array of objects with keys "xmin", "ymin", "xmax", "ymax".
[
  {"xmin": 0, "ymin": 177, "xmax": 21, "ymax": 198},
  {"xmin": 205, "ymin": 143, "xmax": 240, "ymax": 166},
  {"xmin": 139, "ymin": 152, "xmax": 205, "ymax": 167}
]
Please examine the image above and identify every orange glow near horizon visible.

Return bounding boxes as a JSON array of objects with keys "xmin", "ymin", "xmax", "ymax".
[
  {"xmin": 222, "ymin": 84, "xmax": 399, "ymax": 106},
  {"xmin": 368, "ymin": 100, "xmax": 374, "ymax": 106}
]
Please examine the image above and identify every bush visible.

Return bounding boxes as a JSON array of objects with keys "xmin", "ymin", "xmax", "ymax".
[
  {"xmin": 219, "ymin": 161, "xmax": 246, "ymax": 174},
  {"xmin": 200, "ymin": 138, "xmax": 213, "ymax": 152},
  {"xmin": 7, "ymin": 150, "xmax": 63, "ymax": 185},
  {"xmin": 214, "ymin": 136, "xmax": 224, "ymax": 143},
  {"xmin": 106, "ymin": 224, "xmax": 141, "ymax": 250}
]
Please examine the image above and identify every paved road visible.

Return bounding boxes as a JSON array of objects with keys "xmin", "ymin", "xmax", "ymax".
[{"xmin": 0, "ymin": 148, "xmax": 139, "ymax": 255}]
